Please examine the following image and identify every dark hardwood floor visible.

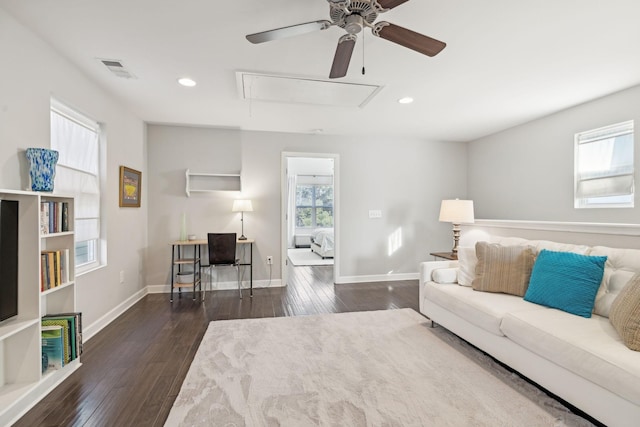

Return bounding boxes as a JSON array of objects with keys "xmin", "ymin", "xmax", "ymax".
[{"xmin": 15, "ymin": 265, "xmax": 418, "ymax": 427}]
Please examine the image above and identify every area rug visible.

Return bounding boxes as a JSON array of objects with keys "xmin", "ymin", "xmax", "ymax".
[
  {"xmin": 287, "ymin": 248, "xmax": 333, "ymax": 266},
  {"xmin": 164, "ymin": 309, "xmax": 594, "ymax": 426}
]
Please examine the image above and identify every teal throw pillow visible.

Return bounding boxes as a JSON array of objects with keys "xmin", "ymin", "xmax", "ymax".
[{"xmin": 524, "ymin": 249, "xmax": 606, "ymax": 318}]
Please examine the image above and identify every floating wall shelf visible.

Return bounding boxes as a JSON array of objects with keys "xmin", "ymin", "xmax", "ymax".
[{"xmin": 185, "ymin": 169, "xmax": 241, "ymax": 197}]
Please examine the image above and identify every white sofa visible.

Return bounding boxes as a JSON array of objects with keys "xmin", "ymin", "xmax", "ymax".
[{"xmin": 420, "ymin": 238, "xmax": 640, "ymax": 427}]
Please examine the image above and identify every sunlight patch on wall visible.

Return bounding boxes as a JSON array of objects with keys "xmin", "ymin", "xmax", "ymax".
[{"xmin": 387, "ymin": 227, "xmax": 403, "ymax": 257}]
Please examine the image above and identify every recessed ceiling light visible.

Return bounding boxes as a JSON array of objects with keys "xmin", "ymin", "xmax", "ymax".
[
  {"xmin": 398, "ymin": 97, "xmax": 414, "ymax": 104},
  {"xmin": 177, "ymin": 77, "xmax": 196, "ymax": 87}
]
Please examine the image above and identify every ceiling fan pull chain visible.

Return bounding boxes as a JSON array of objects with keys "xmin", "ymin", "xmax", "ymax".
[{"xmin": 362, "ymin": 29, "xmax": 366, "ymax": 75}]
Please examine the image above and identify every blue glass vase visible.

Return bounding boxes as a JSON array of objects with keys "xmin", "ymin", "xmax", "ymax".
[{"xmin": 26, "ymin": 148, "xmax": 59, "ymax": 192}]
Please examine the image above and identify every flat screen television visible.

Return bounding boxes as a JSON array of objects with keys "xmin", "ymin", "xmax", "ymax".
[{"xmin": 0, "ymin": 199, "xmax": 19, "ymax": 322}]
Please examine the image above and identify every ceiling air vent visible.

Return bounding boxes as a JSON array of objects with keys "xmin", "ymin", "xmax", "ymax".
[{"xmin": 98, "ymin": 58, "xmax": 136, "ymax": 79}]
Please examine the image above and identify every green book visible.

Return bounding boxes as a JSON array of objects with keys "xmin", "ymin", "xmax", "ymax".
[
  {"xmin": 42, "ymin": 325, "xmax": 64, "ymax": 371},
  {"xmin": 45, "ymin": 313, "xmax": 82, "ymax": 359},
  {"xmin": 42, "ymin": 318, "xmax": 73, "ymax": 363}
]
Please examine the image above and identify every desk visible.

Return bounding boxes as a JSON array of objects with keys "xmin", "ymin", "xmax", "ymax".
[
  {"xmin": 170, "ymin": 240, "xmax": 202, "ymax": 302},
  {"xmin": 170, "ymin": 239, "xmax": 254, "ymax": 302}
]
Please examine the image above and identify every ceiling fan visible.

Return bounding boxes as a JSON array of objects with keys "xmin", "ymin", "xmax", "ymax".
[{"xmin": 246, "ymin": 0, "xmax": 446, "ymax": 79}]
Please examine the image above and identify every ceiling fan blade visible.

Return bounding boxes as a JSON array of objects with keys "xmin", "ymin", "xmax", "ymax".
[
  {"xmin": 373, "ymin": 22, "xmax": 446, "ymax": 57},
  {"xmin": 246, "ymin": 20, "xmax": 332, "ymax": 44},
  {"xmin": 329, "ymin": 34, "xmax": 356, "ymax": 79},
  {"xmin": 376, "ymin": 0, "xmax": 411, "ymax": 10}
]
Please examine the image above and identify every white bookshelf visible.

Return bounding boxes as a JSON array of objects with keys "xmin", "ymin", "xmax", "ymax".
[{"xmin": 0, "ymin": 190, "xmax": 80, "ymax": 426}]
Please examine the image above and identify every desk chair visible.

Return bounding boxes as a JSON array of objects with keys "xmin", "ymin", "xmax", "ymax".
[{"xmin": 207, "ymin": 233, "xmax": 242, "ymax": 299}]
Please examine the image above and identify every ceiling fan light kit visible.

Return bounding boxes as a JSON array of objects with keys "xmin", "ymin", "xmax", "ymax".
[{"xmin": 246, "ymin": 0, "xmax": 446, "ymax": 79}]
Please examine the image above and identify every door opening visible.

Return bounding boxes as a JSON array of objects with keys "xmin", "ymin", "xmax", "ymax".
[{"xmin": 281, "ymin": 152, "xmax": 339, "ymax": 287}]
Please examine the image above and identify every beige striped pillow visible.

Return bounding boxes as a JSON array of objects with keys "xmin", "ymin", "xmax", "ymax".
[
  {"xmin": 472, "ymin": 241, "xmax": 536, "ymax": 296},
  {"xmin": 609, "ymin": 273, "xmax": 640, "ymax": 351}
]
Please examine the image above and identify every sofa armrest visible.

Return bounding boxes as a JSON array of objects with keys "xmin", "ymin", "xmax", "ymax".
[
  {"xmin": 420, "ymin": 260, "xmax": 459, "ymax": 284},
  {"xmin": 419, "ymin": 261, "xmax": 459, "ymax": 315}
]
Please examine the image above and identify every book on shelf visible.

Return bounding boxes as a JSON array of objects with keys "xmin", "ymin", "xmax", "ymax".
[
  {"xmin": 60, "ymin": 248, "xmax": 70, "ymax": 284},
  {"xmin": 42, "ymin": 325, "xmax": 65, "ymax": 371},
  {"xmin": 40, "ymin": 253, "xmax": 48, "ymax": 291},
  {"xmin": 45, "ymin": 312, "xmax": 83, "ymax": 358},
  {"xmin": 40, "ymin": 200, "xmax": 70, "ymax": 235},
  {"xmin": 42, "ymin": 318, "xmax": 72, "ymax": 364},
  {"xmin": 43, "ymin": 312, "xmax": 83, "ymax": 361},
  {"xmin": 42, "ymin": 251, "xmax": 57, "ymax": 289},
  {"xmin": 40, "ymin": 202, "xmax": 50, "ymax": 234},
  {"xmin": 49, "ymin": 201, "xmax": 55, "ymax": 233},
  {"xmin": 62, "ymin": 202, "xmax": 69, "ymax": 232},
  {"xmin": 40, "ymin": 248, "xmax": 70, "ymax": 290}
]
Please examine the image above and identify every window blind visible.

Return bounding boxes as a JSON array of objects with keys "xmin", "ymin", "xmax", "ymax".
[
  {"xmin": 575, "ymin": 120, "xmax": 634, "ymax": 199},
  {"xmin": 50, "ymin": 107, "xmax": 100, "ymax": 243}
]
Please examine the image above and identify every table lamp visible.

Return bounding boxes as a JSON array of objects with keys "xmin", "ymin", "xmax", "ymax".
[
  {"xmin": 439, "ymin": 199, "xmax": 474, "ymax": 254},
  {"xmin": 232, "ymin": 199, "xmax": 253, "ymax": 240}
]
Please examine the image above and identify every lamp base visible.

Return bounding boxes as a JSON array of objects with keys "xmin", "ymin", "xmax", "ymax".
[
  {"xmin": 451, "ymin": 223, "xmax": 461, "ymax": 254},
  {"xmin": 238, "ymin": 235, "xmax": 248, "ymax": 241}
]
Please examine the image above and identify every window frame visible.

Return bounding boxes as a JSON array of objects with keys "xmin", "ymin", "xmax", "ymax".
[
  {"xmin": 295, "ymin": 183, "xmax": 334, "ymax": 229},
  {"xmin": 574, "ymin": 120, "xmax": 634, "ymax": 209}
]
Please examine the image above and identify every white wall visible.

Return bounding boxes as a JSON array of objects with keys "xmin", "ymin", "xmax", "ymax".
[
  {"xmin": 0, "ymin": 8, "xmax": 148, "ymax": 329},
  {"xmin": 146, "ymin": 124, "xmax": 468, "ymax": 286},
  {"xmin": 468, "ymin": 84, "xmax": 640, "ymax": 223}
]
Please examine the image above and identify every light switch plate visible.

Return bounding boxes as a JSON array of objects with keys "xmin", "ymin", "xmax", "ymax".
[{"xmin": 369, "ymin": 210, "xmax": 382, "ymax": 219}]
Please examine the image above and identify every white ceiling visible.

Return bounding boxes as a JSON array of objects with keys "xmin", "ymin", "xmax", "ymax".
[{"xmin": 3, "ymin": 0, "xmax": 640, "ymax": 141}]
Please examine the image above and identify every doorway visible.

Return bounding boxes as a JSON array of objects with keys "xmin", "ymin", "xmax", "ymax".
[{"xmin": 281, "ymin": 152, "xmax": 339, "ymax": 287}]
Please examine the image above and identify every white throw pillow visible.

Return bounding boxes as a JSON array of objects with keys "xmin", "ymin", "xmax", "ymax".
[
  {"xmin": 457, "ymin": 246, "xmax": 476, "ymax": 287},
  {"xmin": 432, "ymin": 268, "xmax": 458, "ymax": 284}
]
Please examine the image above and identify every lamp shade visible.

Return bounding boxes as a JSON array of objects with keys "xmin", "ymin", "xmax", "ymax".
[
  {"xmin": 232, "ymin": 199, "xmax": 253, "ymax": 212},
  {"xmin": 439, "ymin": 199, "xmax": 474, "ymax": 224}
]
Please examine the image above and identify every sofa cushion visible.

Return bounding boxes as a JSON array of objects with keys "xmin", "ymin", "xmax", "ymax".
[
  {"xmin": 501, "ymin": 309, "xmax": 640, "ymax": 407},
  {"xmin": 492, "ymin": 237, "xmax": 590, "ymax": 255},
  {"xmin": 529, "ymin": 240, "xmax": 590, "ymax": 255},
  {"xmin": 423, "ymin": 281, "xmax": 544, "ymax": 336},
  {"xmin": 472, "ymin": 241, "xmax": 535, "ymax": 296},
  {"xmin": 524, "ymin": 250, "xmax": 606, "ymax": 318},
  {"xmin": 457, "ymin": 237, "xmax": 590, "ymax": 288},
  {"xmin": 610, "ymin": 273, "xmax": 640, "ymax": 351},
  {"xmin": 590, "ymin": 246, "xmax": 640, "ymax": 317}
]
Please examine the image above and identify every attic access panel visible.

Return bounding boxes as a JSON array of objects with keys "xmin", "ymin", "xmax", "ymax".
[{"xmin": 237, "ymin": 72, "xmax": 382, "ymax": 108}]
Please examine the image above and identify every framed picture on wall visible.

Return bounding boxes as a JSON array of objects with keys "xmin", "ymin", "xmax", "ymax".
[{"xmin": 119, "ymin": 166, "xmax": 141, "ymax": 207}]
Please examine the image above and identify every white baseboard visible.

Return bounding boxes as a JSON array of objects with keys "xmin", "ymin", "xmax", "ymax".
[
  {"xmin": 83, "ymin": 288, "xmax": 148, "ymax": 342},
  {"xmin": 85, "ymin": 271, "xmax": 412, "ymax": 343},
  {"xmin": 147, "ymin": 278, "xmax": 283, "ymax": 294},
  {"xmin": 336, "ymin": 272, "xmax": 419, "ymax": 284}
]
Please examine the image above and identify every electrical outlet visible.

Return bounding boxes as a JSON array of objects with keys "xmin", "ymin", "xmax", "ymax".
[
  {"xmin": 119, "ymin": 270, "xmax": 125, "ymax": 284},
  {"xmin": 266, "ymin": 256, "xmax": 273, "ymax": 265}
]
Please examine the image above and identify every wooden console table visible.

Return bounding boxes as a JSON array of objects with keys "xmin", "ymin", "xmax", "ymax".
[{"xmin": 430, "ymin": 251, "xmax": 458, "ymax": 261}]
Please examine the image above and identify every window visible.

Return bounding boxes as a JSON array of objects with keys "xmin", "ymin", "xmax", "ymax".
[
  {"xmin": 296, "ymin": 183, "xmax": 333, "ymax": 228},
  {"xmin": 50, "ymin": 100, "xmax": 103, "ymax": 272},
  {"xmin": 574, "ymin": 120, "xmax": 634, "ymax": 208}
]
